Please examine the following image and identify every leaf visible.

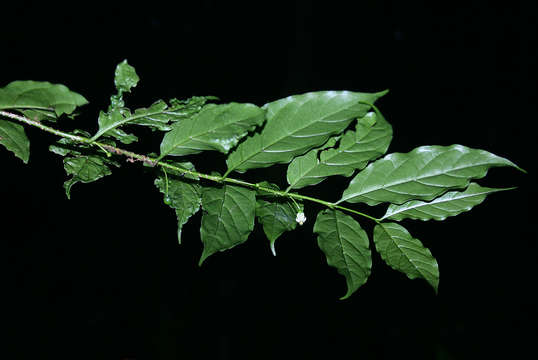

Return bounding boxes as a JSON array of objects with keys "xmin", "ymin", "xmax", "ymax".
[
  {"xmin": 92, "ymin": 59, "xmax": 216, "ymax": 143},
  {"xmin": 199, "ymin": 185, "xmax": 256, "ymax": 265},
  {"xmin": 256, "ymin": 198, "xmax": 301, "ymax": 256},
  {"xmin": 93, "ymin": 97, "xmax": 218, "ymax": 144},
  {"xmin": 93, "ymin": 109, "xmax": 138, "ymax": 144},
  {"xmin": 49, "ymin": 130, "xmax": 92, "ymax": 157},
  {"xmin": 158, "ymin": 102, "xmax": 265, "ymax": 158},
  {"xmin": 155, "ymin": 163, "xmax": 202, "ymax": 244},
  {"xmin": 287, "ymin": 109, "xmax": 392, "ymax": 190},
  {"xmin": 0, "ymin": 80, "xmax": 88, "ymax": 120},
  {"xmin": 226, "ymin": 90, "xmax": 387, "ymax": 174},
  {"xmin": 62, "ymin": 155, "xmax": 113, "ymax": 199},
  {"xmin": 382, "ymin": 183, "xmax": 514, "ymax": 221},
  {"xmin": 313, "ymin": 209, "xmax": 372, "ymax": 299},
  {"xmin": 373, "ymin": 222, "xmax": 439, "ymax": 292},
  {"xmin": 339, "ymin": 144, "xmax": 523, "ymax": 206},
  {"xmin": 0, "ymin": 120, "xmax": 30, "ymax": 163},
  {"xmin": 114, "ymin": 59, "xmax": 139, "ymax": 94}
]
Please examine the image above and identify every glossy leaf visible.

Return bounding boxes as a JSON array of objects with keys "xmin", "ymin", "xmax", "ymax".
[
  {"xmin": 382, "ymin": 183, "xmax": 513, "ymax": 221},
  {"xmin": 0, "ymin": 120, "xmax": 30, "ymax": 163},
  {"xmin": 93, "ymin": 97, "xmax": 217, "ymax": 143},
  {"xmin": 93, "ymin": 60, "xmax": 215, "ymax": 143},
  {"xmin": 159, "ymin": 102, "xmax": 265, "ymax": 158},
  {"xmin": 226, "ymin": 90, "xmax": 387, "ymax": 173},
  {"xmin": 287, "ymin": 109, "xmax": 392, "ymax": 190},
  {"xmin": 94, "ymin": 109, "xmax": 138, "ymax": 144},
  {"xmin": 256, "ymin": 198, "xmax": 301, "ymax": 256},
  {"xmin": 373, "ymin": 222, "xmax": 439, "ymax": 292},
  {"xmin": 0, "ymin": 80, "xmax": 88, "ymax": 120},
  {"xmin": 199, "ymin": 185, "xmax": 256, "ymax": 265},
  {"xmin": 167, "ymin": 96, "xmax": 218, "ymax": 121},
  {"xmin": 114, "ymin": 59, "xmax": 139, "ymax": 94},
  {"xmin": 63, "ymin": 155, "xmax": 113, "ymax": 199},
  {"xmin": 314, "ymin": 209, "xmax": 372, "ymax": 299},
  {"xmin": 340, "ymin": 144, "xmax": 522, "ymax": 206},
  {"xmin": 155, "ymin": 163, "xmax": 202, "ymax": 244}
]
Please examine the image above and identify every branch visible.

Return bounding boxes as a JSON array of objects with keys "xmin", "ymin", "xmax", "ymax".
[{"xmin": 0, "ymin": 110, "xmax": 380, "ymax": 223}]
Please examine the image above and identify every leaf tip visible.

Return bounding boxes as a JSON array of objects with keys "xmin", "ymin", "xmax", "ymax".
[
  {"xmin": 516, "ymin": 165, "xmax": 527, "ymax": 174},
  {"xmin": 432, "ymin": 281, "xmax": 439, "ymax": 295},
  {"xmin": 378, "ymin": 89, "xmax": 390, "ymax": 97},
  {"xmin": 198, "ymin": 250, "xmax": 210, "ymax": 266}
]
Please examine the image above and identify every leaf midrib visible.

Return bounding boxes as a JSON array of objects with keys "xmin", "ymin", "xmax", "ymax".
[
  {"xmin": 382, "ymin": 187, "xmax": 507, "ymax": 220},
  {"xmin": 379, "ymin": 225, "xmax": 425, "ymax": 277},
  {"xmin": 161, "ymin": 107, "xmax": 258, "ymax": 158},
  {"xmin": 288, "ymin": 130, "xmax": 386, "ymax": 189},
  {"xmin": 228, "ymin": 97, "xmax": 363, "ymax": 172},
  {"xmin": 340, "ymin": 155, "xmax": 507, "ymax": 203},
  {"xmin": 92, "ymin": 108, "xmax": 171, "ymax": 140}
]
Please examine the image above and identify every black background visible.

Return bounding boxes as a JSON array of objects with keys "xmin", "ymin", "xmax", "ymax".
[{"xmin": 2, "ymin": 1, "xmax": 536, "ymax": 359}]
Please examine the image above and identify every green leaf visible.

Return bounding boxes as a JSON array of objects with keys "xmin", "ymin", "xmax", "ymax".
[
  {"xmin": 287, "ymin": 109, "xmax": 392, "ymax": 190},
  {"xmin": 94, "ymin": 110, "xmax": 139, "ymax": 144},
  {"xmin": 155, "ymin": 163, "xmax": 202, "ymax": 244},
  {"xmin": 0, "ymin": 120, "xmax": 30, "ymax": 163},
  {"xmin": 373, "ymin": 222, "xmax": 439, "ymax": 292},
  {"xmin": 92, "ymin": 97, "xmax": 217, "ymax": 143},
  {"xmin": 226, "ymin": 90, "xmax": 387, "ymax": 174},
  {"xmin": 382, "ymin": 183, "xmax": 514, "ymax": 221},
  {"xmin": 256, "ymin": 198, "xmax": 301, "ymax": 256},
  {"xmin": 93, "ymin": 61, "xmax": 218, "ymax": 143},
  {"xmin": 313, "ymin": 209, "xmax": 372, "ymax": 299},
  {"xmin": 49, "ymin": 130, "xmax": 92, "ymax": 157},
  {"xmin": 0, "ymin": 80, "xmax": 88, "ymax": 119},
  {"xmin": 159, "ymin": 102, "xmax": 265, "ymax": 158},
  {"xmin": 199, "ymin": 185, "xmax": 256, "ymax": 265},
  {"xmin": 62, "ymin": 155, "xmax": 113, "ymax": 199},
  {"xmin": 339, "ymin": 144, "xmax": 522, "ymax": 206},
  {"xmin": 19, "ymin": 109, "xmax": 59, "ymax": 122},
  {"xmin": 114, "ymin": 59, "xmax": 139, "ymax": 94}
]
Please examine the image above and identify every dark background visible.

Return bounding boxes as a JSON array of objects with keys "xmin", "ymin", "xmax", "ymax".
[{"xmin": 2, "ymin": 1, "xmax": 536, "ymax": 359}]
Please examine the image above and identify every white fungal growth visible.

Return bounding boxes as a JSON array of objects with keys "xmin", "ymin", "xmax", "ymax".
[{"xmin": 296, "ymin": 212, "xmax": 306, "ymax": 226}]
